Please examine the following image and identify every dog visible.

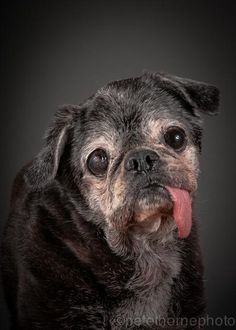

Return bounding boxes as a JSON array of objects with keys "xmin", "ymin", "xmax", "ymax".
[{"xmin": 1, "ymin": 72, "xmax": 219, "ymax": 329}]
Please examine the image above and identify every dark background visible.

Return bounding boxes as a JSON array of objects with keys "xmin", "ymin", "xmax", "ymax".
[{"xmin": 1, "ymin": 0, "xmax": 236, "ymax": 328}]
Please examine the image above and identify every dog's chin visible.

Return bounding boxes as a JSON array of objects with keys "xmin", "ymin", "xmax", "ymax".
[{"xmin": 129, "ymin": 185, "xmax": 176, "ymax": 235}]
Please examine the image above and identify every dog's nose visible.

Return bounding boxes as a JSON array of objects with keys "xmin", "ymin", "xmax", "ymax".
[{"xmin": 124, "ymin": 149, "xmax": 160, "ymax": 173}]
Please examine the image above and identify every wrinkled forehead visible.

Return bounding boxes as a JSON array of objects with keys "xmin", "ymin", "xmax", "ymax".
[{"xmin": 77, "ymin": 80, "xmax": 199, "ymax": 150}]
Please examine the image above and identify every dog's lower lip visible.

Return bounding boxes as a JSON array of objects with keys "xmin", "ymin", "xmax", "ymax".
[
  {"xmin": 143, "ymin": 183, "xmax": 162, "ymax": 189},
  {"xmin": 141, "ymin": 183, "xmax": 171, "ymax": 199},
  {"xmin": 133, "ymin": 189, "xmax": 173, "ymax": 225},
  {"xmin": 142, "ymin": 183, "xmax": 165, "ymax": 192}
]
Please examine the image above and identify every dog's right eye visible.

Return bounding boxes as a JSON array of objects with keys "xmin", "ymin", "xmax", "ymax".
[{"xmin": 87, "ymin": 149, "xmax": 109, "ymax": 177}]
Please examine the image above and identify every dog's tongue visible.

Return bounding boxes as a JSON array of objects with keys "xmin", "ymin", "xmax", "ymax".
[{"xmin": 165, "ymin": 186, "xmax": 192, "ymax": 239}]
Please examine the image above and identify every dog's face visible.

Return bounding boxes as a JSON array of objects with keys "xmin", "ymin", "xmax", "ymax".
[
  {"xmin": 74, "ymin": 83, "xmax": 200, "ymax": 237},
  {"xmin": 26, "ymin": 72, "xmax": 219, "ymax": 245}
]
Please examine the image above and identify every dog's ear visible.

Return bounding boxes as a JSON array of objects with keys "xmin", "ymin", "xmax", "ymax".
[
  {"xmin": 24, "ymin": 105, "xmax": 79, "ymax": 188},
  {"xmin": 147, "ymin": 72, "xmax": 220, "ymax": 116}
]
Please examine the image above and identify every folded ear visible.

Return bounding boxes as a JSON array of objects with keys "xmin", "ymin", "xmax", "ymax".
[
  {"xmin": 24, "ymin": 105, "xmax": 79, "ymax": 189},
  {"xmin": 146, "ymin": 72, "xmax": 220, "ymax": 116}
]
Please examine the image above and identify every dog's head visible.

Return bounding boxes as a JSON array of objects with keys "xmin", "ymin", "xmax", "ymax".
[{"xmin": 25, "ymin": 72, "xmax": 219, "ymax": 247}]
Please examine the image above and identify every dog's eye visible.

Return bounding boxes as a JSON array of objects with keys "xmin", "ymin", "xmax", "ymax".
[
  {"xmin": 87, "ymin": 149, "xmax": 109, "ymax": 176},
  {"xmin": 164, "ymin": 127, "xmax": 186, "ymax": 151}
]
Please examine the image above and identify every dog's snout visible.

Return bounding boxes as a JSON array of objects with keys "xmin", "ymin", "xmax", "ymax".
[{"xmin": 124, "ymin": 149, "xmax": 159, "ymax": 173}]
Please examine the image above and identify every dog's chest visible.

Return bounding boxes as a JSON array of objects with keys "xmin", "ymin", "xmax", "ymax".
[{"xmin": 109, "ymin": 244, "xmax": 181, "ymax": 329}]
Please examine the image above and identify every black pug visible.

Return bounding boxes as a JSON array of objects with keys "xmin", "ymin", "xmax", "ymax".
[{"xmin": 1, "ymin": 72, "xmax": 219, "ymax": 329}]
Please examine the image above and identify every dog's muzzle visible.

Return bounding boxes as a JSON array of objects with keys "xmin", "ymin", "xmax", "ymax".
[{"xmin": 123, "ymin": 148, "xmax": 192, "ymax": 238}]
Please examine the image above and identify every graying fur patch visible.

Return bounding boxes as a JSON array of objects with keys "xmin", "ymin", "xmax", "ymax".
[{"xmin": 106, "ymin": 228, "xmax": 181, "ymax": 328}]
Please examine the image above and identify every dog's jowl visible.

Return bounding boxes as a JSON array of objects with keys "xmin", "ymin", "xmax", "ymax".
[{"xmin": 1, "ymin": 72, "xmax": 219, "ymax": 329}]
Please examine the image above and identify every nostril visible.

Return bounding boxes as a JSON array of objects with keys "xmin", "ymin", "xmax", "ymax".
[
  {"xmin": 126, "ymin": 158, "xmax": 139, "ymax": 171},
  {"xmin": 133, "ymin": 159, "xmax": 139, "ymax": 171},
  {"xmin": 145, "ymin": 155, "xmax": 152, "ymax": 168}
]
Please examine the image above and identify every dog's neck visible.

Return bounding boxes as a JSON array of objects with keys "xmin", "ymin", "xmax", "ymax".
[
  {"xmin": 105, "ymin": 226, "xmax": 181, "ymax": 283},
  {"xmin": 106, "ymin": 227, "xmax": 182, "ymax": 327}
]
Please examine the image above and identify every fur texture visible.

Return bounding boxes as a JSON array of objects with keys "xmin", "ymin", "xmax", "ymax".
[{"xmin": 1, "ymin": 72, "xmax": 219, "ymax": 329}]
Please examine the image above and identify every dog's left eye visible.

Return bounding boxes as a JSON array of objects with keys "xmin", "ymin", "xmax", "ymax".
[
  {"xmin": 87, "ymin": 149, "xmax": 109, "ymax": 177},
  {"xmin": 164, "ymin": 126, "xmax": 186, "ymax": 151}
]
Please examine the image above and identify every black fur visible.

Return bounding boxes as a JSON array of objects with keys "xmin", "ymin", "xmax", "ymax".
[{"xmin": 1, "ymin": 72, "xmax": 219, "ymax": 329}]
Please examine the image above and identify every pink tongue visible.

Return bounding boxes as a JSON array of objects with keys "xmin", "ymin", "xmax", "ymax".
[{"xmin": 165, "ymin": 186, "xmax": 192, "ymax": 239}]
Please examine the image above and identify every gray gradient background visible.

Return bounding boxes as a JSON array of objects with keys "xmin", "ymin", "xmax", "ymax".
[{"xmin": 1, "ymin": 0, "xmax": 236, "ymax": 328}]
